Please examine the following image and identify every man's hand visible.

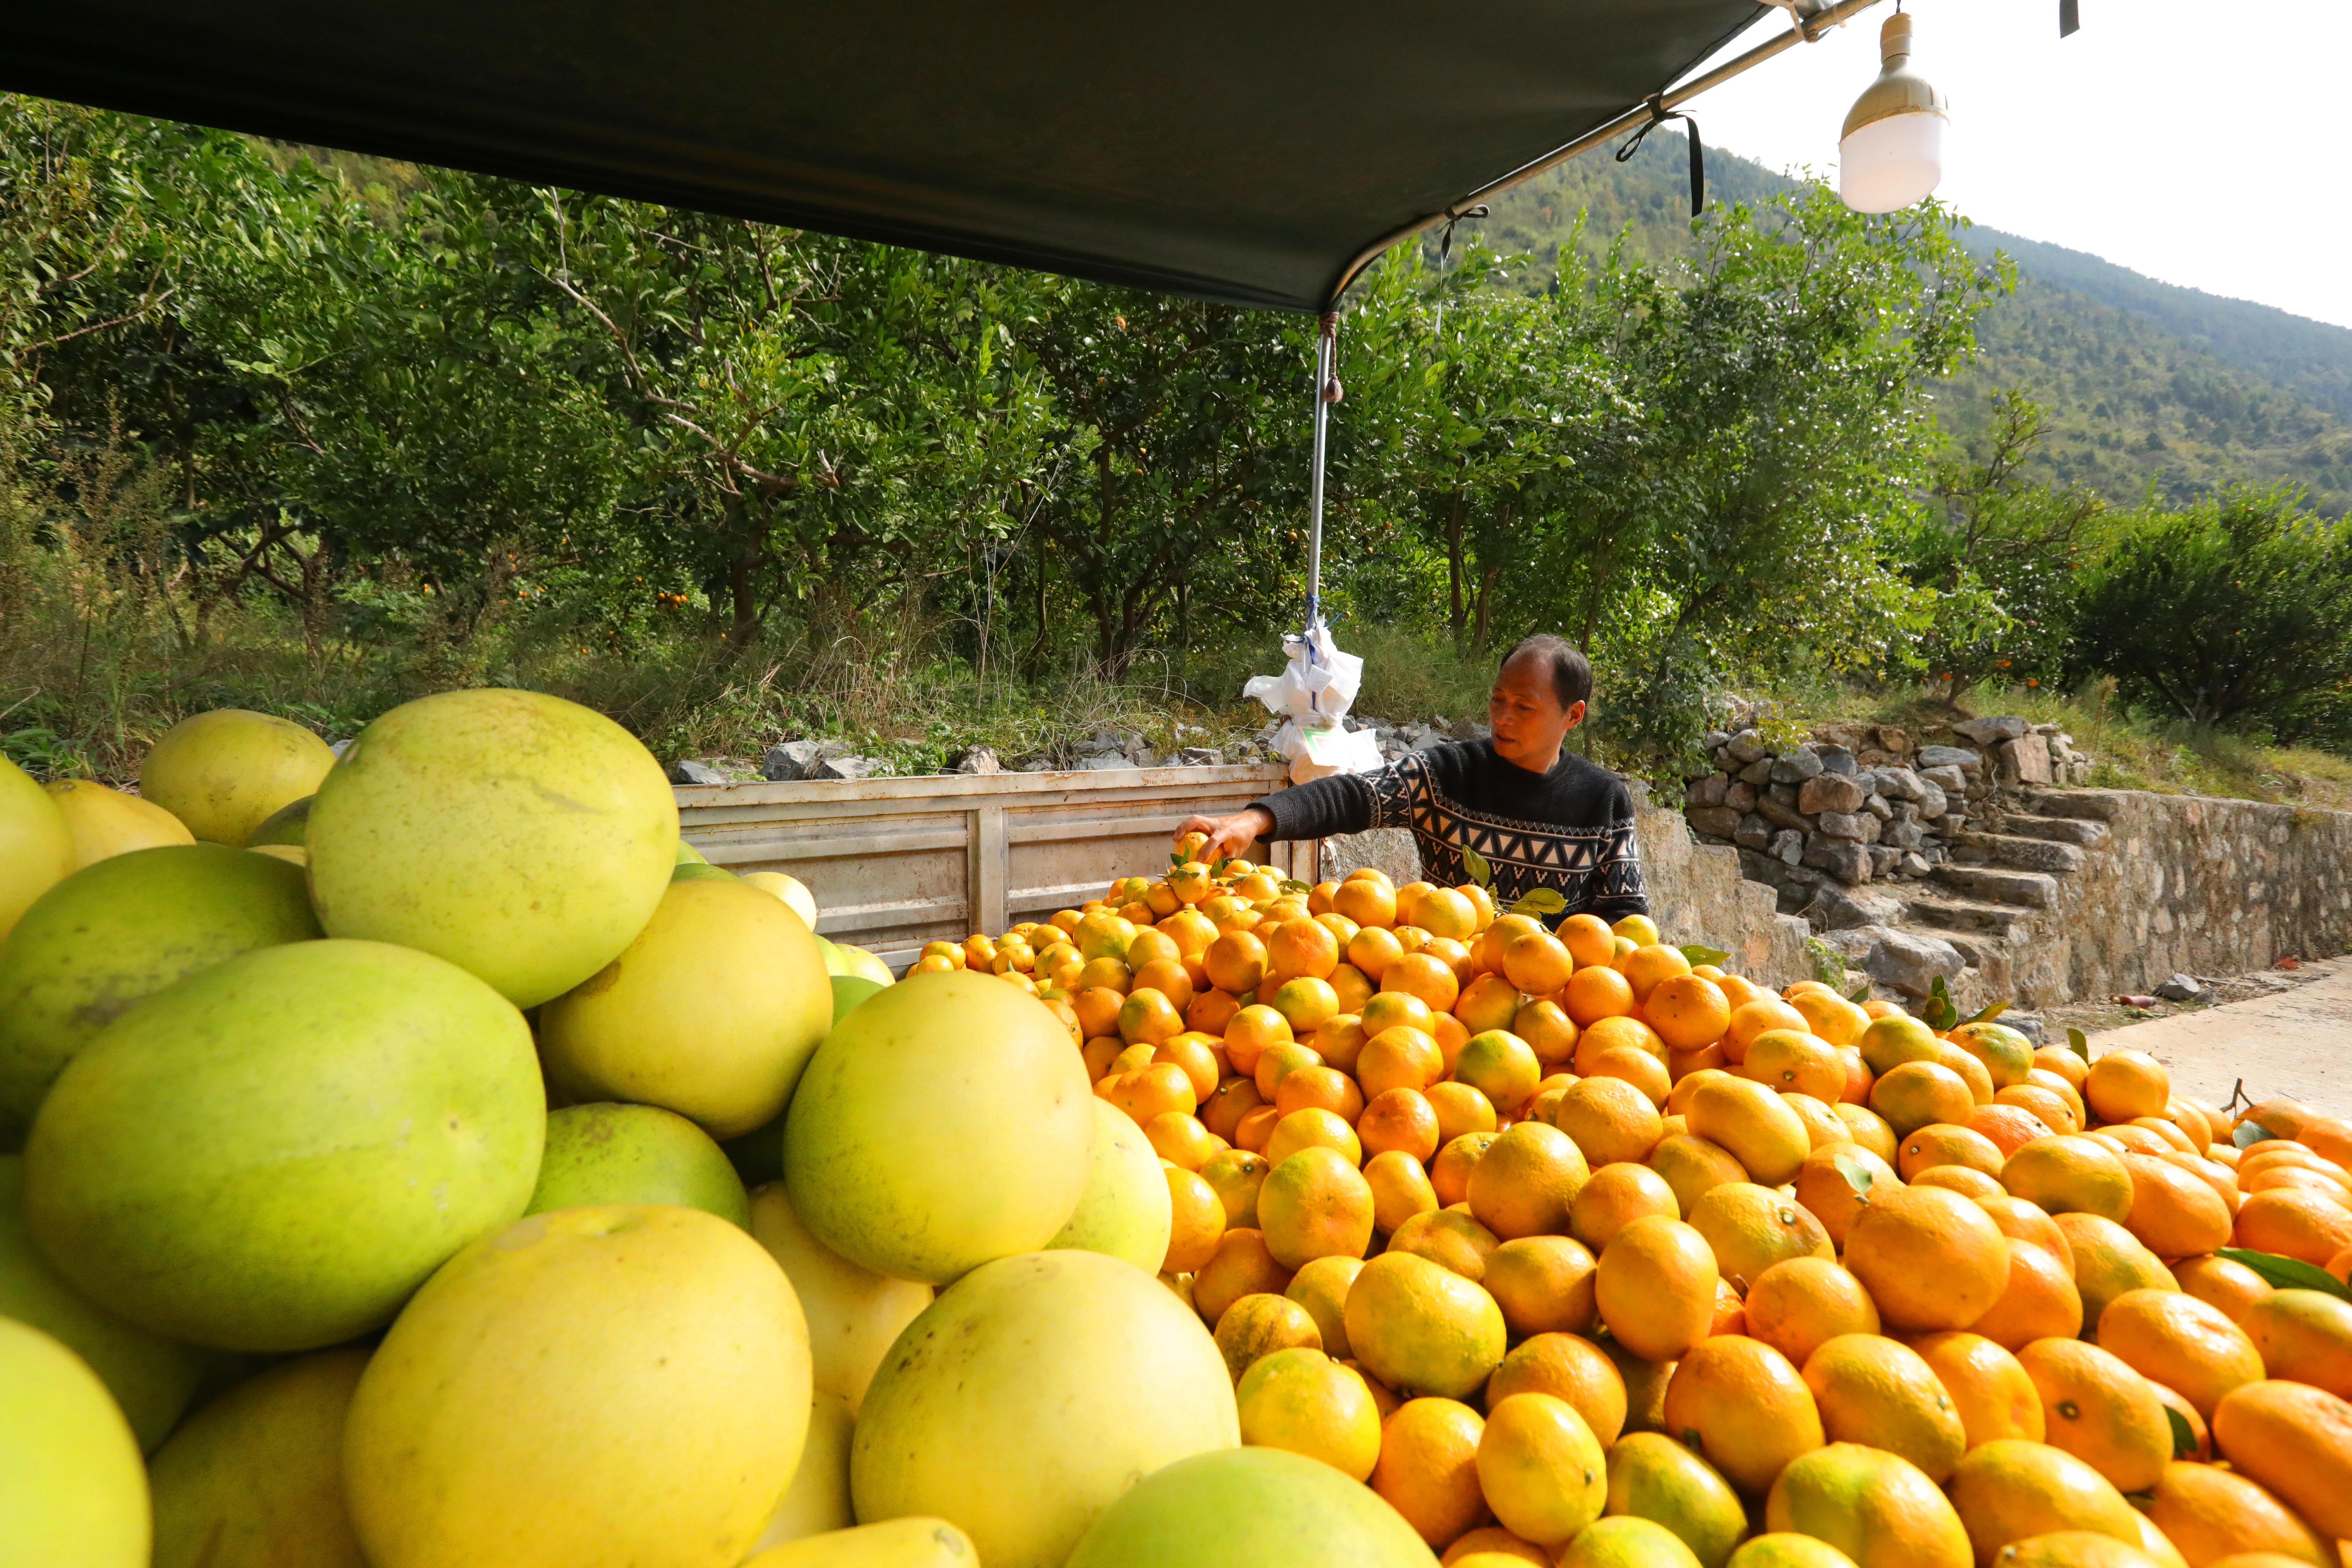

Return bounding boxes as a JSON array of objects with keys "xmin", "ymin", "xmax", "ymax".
[{"xmin": 1174, "ymin": 806, "xmax": 1274, "ymax": 864}]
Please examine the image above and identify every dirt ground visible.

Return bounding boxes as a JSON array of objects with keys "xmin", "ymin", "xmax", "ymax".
[{"xmin": 2066, "ymin": 957, "xmax": 2352, "ymax": 1118}]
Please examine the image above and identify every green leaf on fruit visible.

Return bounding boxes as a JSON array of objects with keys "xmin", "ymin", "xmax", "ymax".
[
  {"xmin": 1460, "ymin": 845, "xmax": 1493, "ymax": 889},
  {"xmin": 1924, "ymin": 976, "xmax": 1958, "ymax": 1032},
  {"xmin": 2215, "ymin": 1248, "xmax": 2352, "ymax": 1301},
  {"xmin": 2163, "ymin": 1405, "xmax": 2200, "ymax": 1460},
  {"xmin": 1278, "ymin": 878, "xmax": 1311, "ymax": 896},
  {"xmin": 2233, "ymin": 1119, "xmax": 2280, "ymax": 1150},
  {"xmin": 1833, "ymin": 1153, "xmax": 1875, "ymax": 1198},
  {"xmin": 1845, "ymin": 982, "xmax": 1871, "ymax": 1003},
  {"xmin": 1679, "ymin": 944, "xmax": 1730, "ymax": 966},
  {"xmin": 1961, "ymin": 1000, "xmax": 2009, "ymax": 1026},
  {"xmin": 2067, "ymin": 1026, "xmax": 2090, "ymax": 1063},
  {"xmin": 1510, "ymin": 887, "xmax": 1568, "ymax": 917}
]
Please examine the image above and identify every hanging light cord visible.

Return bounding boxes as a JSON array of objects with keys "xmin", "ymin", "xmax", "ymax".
[{"xmin": 1615, "ymin": 94, "xmax": 1707, "ymax": 218}]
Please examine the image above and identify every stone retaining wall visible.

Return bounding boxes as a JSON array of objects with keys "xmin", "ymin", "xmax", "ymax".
[{"xmin": 2036, "ymin": 789, "xmax": 2352, "ymax": 999}]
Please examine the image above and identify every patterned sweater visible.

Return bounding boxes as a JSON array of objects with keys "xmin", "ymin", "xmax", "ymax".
[{"xmin": 1251, "ymin": 740, "xmax": 1649, "ymax": 923}]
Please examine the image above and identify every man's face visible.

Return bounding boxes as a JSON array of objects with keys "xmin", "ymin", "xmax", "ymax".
[{"xmin": 1489, "ymin": 654, "xmax": 1586, "ymax": 769}]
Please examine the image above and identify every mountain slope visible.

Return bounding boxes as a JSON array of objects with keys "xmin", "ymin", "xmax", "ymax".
[{"xmin": 1461, "ymin": 134, "xmax": 2352, "ymax": 516}]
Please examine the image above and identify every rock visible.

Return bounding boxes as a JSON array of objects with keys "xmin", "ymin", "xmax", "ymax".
[
  {"xmin": 948, "ymin": 746, "xmax": 1003, "ymax": 776},
  {"xmin": 1451, "ymin": 719, "xmax": 1489, "ymax": 741},
  {"xmin": 329, "ymin": 738, "xmax": 354, "ymax": 759},
  {"xmin": 1177, "ymin": 747, "xmax": 1224, "ymax": 766},
  {"xmin": 668, "ymin": 760, "xmax": 729, "ymax": 786},
  {"xmin": 763, "ymin": 739, "xmax": 845, "ymax": 781},
  {"xmin": 1766, "ymin": 782, "xmax": 1799, "ymax": 809},
  {"xmin": 1953, "ymin": 716, "xmax": 2029, "ymax": 746},
  {"xmin": 1918, "ymin": 746, "xmax": 1981, "ymax": 772},
  {"xmin": 1735, "ymin": 758, "xmax": 1772, "ymax": 787},
  {"xmin": 813, "ymin": 755, "xmax": 884, "ymax": 782},
  {"xmin": 1996, "ymin": 736, "xmax": 2053, "ymax": 786},
  {"xmin": 1689, "ymin": 774, "xmax": 1729, "ymax": 808},
  {"xmin": 1861, "ymin": 795, "xmax": 1893, "ymax": 821},
  {"xmin": 1856, "ymin": 814, "xmax": 1884, "ymax": 845},
  {"xmin": 1733, "ymin": 814, "xmax": 1773, "ymax": 850},
  {"xmin": 1413, "ymin": 733, "xmax": 1450, "ymax": 754},
  {"xmin": 1823, "ymin": 842, "xmax": 1872, "ymax": 883},
  {"xmin": 1704, "ymin": 730, "xmax": 1731, "ymax": 751},
  {"xmin": 1813, "ymin": 744, "xmax": 1858, "ymax": 777},
  {"xmin": 2031, "ymin": 722, "xmax": 2063, "ymax": 736},
  {"xmin": 2001, "ymin": 1012, "xmax": 2047, "ymax": 1043},
  {"xmin": 1076, "ymin": 754, "xmax": 1133, "ymax": 772},
  {"xmin": 1323, "ymin": 827, "xmax": 1421, "ymax": 887},
  {"xmin": 1770, "ymin": 828, "xmax": 1805, "ymax": 866},
  {"xmin": 1724, "ymin": 729, "xmax": 1771, "ymax": 765},
  {"xmin": 1129, "ymin": 747, "xmax": 1163, "ymax": 768},
  {"xmin": 1811, "ymin": 722, "xmax": 1871, "ymax": 752},
  {"xmin": 1757, "ymin": 796, "xmax": 1810, "ymax": 834},
  {"xmin": 1875, "ymin": 766, "xmax": 1925, "ymax": 802},
  {"xmin": 1884, "ymin": 820, "xmax": 1924, "ymax": 850},
  {"xmin": 1919, "ymin": 769, "xmax": 1960, "ymax": 800},
  {"xmin": 1686, "ymin": 805, "xmax": 1743, "ymax": 839},
  {"xmin": 1897, "ymin": 851, "xmax": 1931, "ymax": 878},
  {"xmin": 1853, "ymin": 929, "xmax": 1958, "ymax": 997},
  {"xmin": 1868, "ymin": 846, "xmax": 1900, "ymax": 876},
  {"xmin": 1816, "ymin": 811, "xmax": 1867, "ymax": 842},
  {"xmin": 1808, "ymin": 884, "xmax": 1906, "ymax": 931},
  {"xmin": 1797, "ymin": 774, "xmax": 1867, "ymax": 815},
  {"xmin": 1873, "ymin": 727, "xmax": 1915, "ymax": 756},
  {"xmin": 2155, "ymin": 973, "xmax": 2204, "ymax": 1002},
  {"xmin": 1725, "ymin": 780, "xmax": 1758, "ymax": 812},
  {"xmin": 1771, "ymin": 749, "xmax": 1826, "ymax": 784}
]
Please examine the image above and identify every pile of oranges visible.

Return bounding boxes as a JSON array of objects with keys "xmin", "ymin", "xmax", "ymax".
[{"xmin": 913, "ymin": 841, "xmax": 2352, "ymax": 1568}]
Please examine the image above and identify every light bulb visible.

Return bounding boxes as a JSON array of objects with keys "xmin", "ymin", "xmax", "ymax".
[{"xmin": 1839, "ymin": 11, "xmax": 1949, "ymax": 213}]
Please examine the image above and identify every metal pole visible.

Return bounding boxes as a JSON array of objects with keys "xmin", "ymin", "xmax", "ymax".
[{"xmin": 1305, "ymin": 311, "xmax": 1336, "ymax": 626}]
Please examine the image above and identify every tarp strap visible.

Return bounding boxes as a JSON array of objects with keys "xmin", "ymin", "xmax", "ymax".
[
  {"xmin": 1615, "ymin": 94, "xmax": 1706, "ymax": 218},
  {"xmin": 1301, "ymin": 310, "xmax": 1343, "ymax": 714}
]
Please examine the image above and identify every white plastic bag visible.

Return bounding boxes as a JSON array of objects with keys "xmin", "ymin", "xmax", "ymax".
[{"xmin": 1242, "ymin": 619, "xmax": 1382, "ymax": 784}]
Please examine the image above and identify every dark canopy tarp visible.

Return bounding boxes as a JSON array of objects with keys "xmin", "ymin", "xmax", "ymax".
[{"xmin": 9, "ymin": 1, "xmax": 1771, "ymax": 312}]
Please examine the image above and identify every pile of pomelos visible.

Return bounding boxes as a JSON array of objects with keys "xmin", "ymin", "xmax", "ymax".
[{"xmin": 924, "ymin": 843, "xmax": 2352, "ymax": 1568}]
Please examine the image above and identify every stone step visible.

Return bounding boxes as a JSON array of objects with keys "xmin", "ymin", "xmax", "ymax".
[
  {"xmin": 1948, "ymin": 832, "xmax": 2086, "ymax": 875},
  {"xmin": 1900, "ymin": 926, "xmax": 2014, "ymax": 996},
  {"xmin": 2019, "ymin": 788, "xmax": 2126, "ymax": 822},
  {"xmin": 1900, "ymin": 891, "xmax": 2042, "ymax": 938},
  {"xmin": 1929, "ymin": 863, "xmax": 2062, "ymax": 910},
  {"xmin": 2001, "ymin": 813, "xmax": 2112, "ymax": 849}
]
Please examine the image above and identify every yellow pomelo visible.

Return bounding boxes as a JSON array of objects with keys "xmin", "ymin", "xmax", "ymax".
[
  {"xmin": 1062, "ymin": 1447, "xmax": 1434, "ymax": 1568},
  {"xmin": 742, "ymin": 868, "xmax": 821, "ymax": 926},
  {"xmin": 851, "ymin": 1250, "xmax": 1238, "ymax": 1568},
  {"xmin": 783, "ymin": 971, "xmax": 1092, "ymax": 1284},
  {"xmin": 48, "ymin": 777, "xmax": 195, "ymax": 866},
  {"xmin": 243, "ymin": 794, "xmax": 313, "ymax": 848},
  {"xmin": 540, "ymin": 878, "xmax": 832, "ymax": 1138},
  {"xmin": 827, "ymin": 941, "xmax": 896, "ymax": 986},
  {"xmin": 0, "ymin": 1154, "xmax": 204, "ymax": 1452},
  {"xmin": 0, "ymin": 1319, "xmax": 149, "ymax": 1568},
  {"xmin": 527, "ymin": 1101, "xmax": 750, "ymax": 1227},
  {"xmin": 345, "ymin": 1205, "xmax": 810, "ymax": 1568},
  {"xmin": 306, "ymin": 688, "xmax": 676, "ymax": 1007},
  {"xmin": 749, "ymin": 1392, "xmax": 857, "ymax": 1550},
  {"xmin": 0, "ymin": 755, "xmax": 74, "ymax": 941},
  {"xmin": 749, "ymin": 1181, "xmax": 933, "ymax": 1414},
  {"xmin": 149, "ymin": 1348, "xmax": 371, "ymax": 1568},
  {"xmin": 140, "ymin": 709, "xmax": 336, "ymax": 847},
  {"xmin": 24, "ymin": 939, "xmax": 544, "ymax": 1351},
  {"xmin": 1048, "ymin": 1096, "xmax": 1175, "ymax": 1271},
  {"xmin": 0, "ymin": 844, "xmax": 322, "ymax": 1146},
  {"xmin": 747, "ymin": 1519, "xmax": 979, "ymax": 1568}
]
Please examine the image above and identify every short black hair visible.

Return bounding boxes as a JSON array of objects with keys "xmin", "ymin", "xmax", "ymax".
[{"xmin": 1499, "ymin": 634, "xmax": 1592, "ymax": 710}]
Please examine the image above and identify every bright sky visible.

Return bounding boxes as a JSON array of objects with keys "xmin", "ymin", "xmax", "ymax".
[{"xmin": 1678, "ymin": 0, "xmax": 2352, "ymax": 329}]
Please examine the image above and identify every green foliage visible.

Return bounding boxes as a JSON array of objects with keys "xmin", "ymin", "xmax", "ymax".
[{"xmin": 2070, "ymin": 487, "xmax": 2352, "ymax": 737}]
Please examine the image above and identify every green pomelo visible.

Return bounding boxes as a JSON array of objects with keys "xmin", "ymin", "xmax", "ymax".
[
  {"xmin": 1047, "ymin": 1098, "xmax": 1173, "ymax": 1272},
  {"xmin": 783, "ymin": 970, "xmax": 1092, "ymax": 1284},
  {"xmin": 306, "ymin": 687, "xmax": 676, "ymax": 1008},
  {"xmin": 0, "ymin": 1155, "xmax": 205, "ymax": 1452},
  {"xmin": 0, "ymin": 1319, "xmax": 150, "ymax": 1568},
  {"xmin": 0, "ymin": 755, "xmax": 75, "ymax": 942},
  {"xmin": 831, "ymin": 943, "xmax": 895, "ymax": 986},
  {"xmin": 749, "ymin": 1180, "xmax": 932, "ymax": 1414},
  {"xmin": 676, "ymin": 839, "xmax": 710, "ymax": 865},
  {"xmin": 48, "ymin": 777, "xmax": 195, "ymax": 867},
  {"xmin": 851, "ymin": 1250, "xmax": 1236, "ymax": 1568},
  {"xmin": 527, "ymin": 1102, "xmax": 750, "ymax": 1228},
  {"xmin": 149, "ymin": 1348, "xmax": 371, "ymax": 1568},
  {"xmin": 344, "ymin": 1205, "xmax": 811, "ymax": 1568},
  {"xmin": 672, "ymin": 861, "xmax": 737, "ymax": 882},
  {"xmin": 539, "ymin": 878, "xmax": 832, "ymax": 1140},
  {"xmin": 749, "ymin": 1391, "xmax": 856, "ymax": 1551},
  {"xmin": 0, "ymin": 844, "xmax": 323, "ymax": 1147},
  {"xmin": 140, "ymin": 709, "xmax": 337, "ymax": 847},
  {"xmin": 831, "ymin": 975, "xmax": 886, "ymax": 1024},
  {"xmin": 244, "ymin": 793, "xmax": 313, "ymax": 848},
  {"xmin": 23, "ymin": 938, "xmax": 545, "ymax": 1351},
  {"xmin": 1063, "ymin": 1447, "xmax": 1436, "ymax": 1568}
]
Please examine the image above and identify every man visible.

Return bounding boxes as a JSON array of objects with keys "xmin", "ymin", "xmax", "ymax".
[{"xmin": 1177, "ymin": 634, "xmax": 1648, "ymax": 923}]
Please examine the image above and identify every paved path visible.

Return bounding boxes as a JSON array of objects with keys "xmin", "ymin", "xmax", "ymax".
[{"xmin": 2088, "ymin": 966, "xmax": 2352, "ymax": 1118}]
